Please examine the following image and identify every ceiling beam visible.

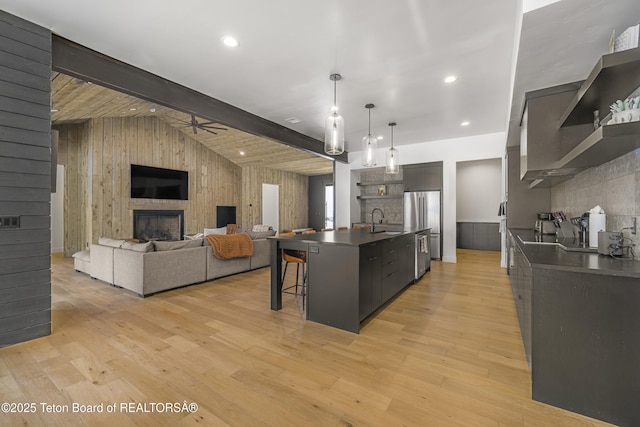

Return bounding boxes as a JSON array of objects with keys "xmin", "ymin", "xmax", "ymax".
[{"xmin": 51, "ymin": 35, "xmax": 348, "ymax": 163}]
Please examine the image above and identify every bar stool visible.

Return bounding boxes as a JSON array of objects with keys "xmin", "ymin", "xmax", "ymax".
[{"xmin": 280, "ymin": 230, "xmax": 314, "ymax": 309}]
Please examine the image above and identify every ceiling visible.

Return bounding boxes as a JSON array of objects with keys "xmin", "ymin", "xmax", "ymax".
[
  {"xmin": 1, "ymin": 0, "xmax": 519, "ymax": 155},
  {"xmin": 51, "ymin": 72, "xmax": 334, "ymax": 175},
  {"xmin": 3, "ymin": 0, "xmax": 639, "ymax": 172}
]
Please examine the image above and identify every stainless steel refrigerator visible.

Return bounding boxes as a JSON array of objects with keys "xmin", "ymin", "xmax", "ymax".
[{"xmin": 404, "ymin": 191, "xmax": 441, "ymax": 260}]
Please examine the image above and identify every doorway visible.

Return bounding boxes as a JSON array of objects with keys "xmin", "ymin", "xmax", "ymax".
[
  {"xmin": 262, "ymin": 183, "xmax": 279, "ymax": 232},
  {"xmin": 324, "ymin": 184, "xmax": 334, "ymax": 230}
]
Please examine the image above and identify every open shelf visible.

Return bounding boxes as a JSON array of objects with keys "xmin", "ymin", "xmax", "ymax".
[
  {"xmin": 557, "ymin": 121, "xmax": 640, "ymax": 169},
  {"xmin": 356, "ymin": 195, "xmax": 403, "ymax": 200},
  {"xmin": 559, "ymin": 47, "xmax": 640, "ymax": 127},
  {"xmin": 356, "ymin": 180, "xmax": 403, "ymax": 186}
]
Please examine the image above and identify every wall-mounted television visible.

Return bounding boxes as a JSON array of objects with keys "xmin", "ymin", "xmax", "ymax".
[{"xmin": 130, "ymin": 164, "xmax": 188, "ymax": 200}]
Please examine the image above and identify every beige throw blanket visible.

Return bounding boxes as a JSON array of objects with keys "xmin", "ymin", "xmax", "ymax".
[{"xmin": 205, "ymin": 232, "xmax": 254, "ymax": 259}]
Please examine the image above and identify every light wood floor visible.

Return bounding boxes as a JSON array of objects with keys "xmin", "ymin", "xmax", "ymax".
[{"xmin": 0, "ymin": 250, "xmax": 613, "ymax": 426}]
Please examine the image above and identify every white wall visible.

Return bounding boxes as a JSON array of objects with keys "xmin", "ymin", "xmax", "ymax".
[
  {"xmin": 337, "ymin": 132, "xmax": 506, "ymax": 263},
  {"xmin": 456, "ymin": 158, "xmax": 502, "ymax": 222}
]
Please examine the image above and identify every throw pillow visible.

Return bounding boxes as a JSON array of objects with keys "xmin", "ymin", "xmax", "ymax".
[
  {"xmin": 204, "ymin": 227, "xmax": 226, "ymax": 236},
  {"xmin": 98, "ymin": 237, "xmax": 126, "ymax": 248},
  {"xmin": 252, "ymin": 224, "xmax": 272, "ymax": 232},
  {"xmin": 246, "ymin": 230, "xmax": 276, "ymax": 240},
  {"xmin": 154, "ymin": 239, "xmax": 203, "ymax": 251},
  {"xmin": 121, "ymin": 241, "xmax": 154, "ymax": 252}
]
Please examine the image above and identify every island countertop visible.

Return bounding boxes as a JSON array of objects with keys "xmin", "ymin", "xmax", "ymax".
[{"xmin": 268, "ymin": 226, "xmax": 428, "ymax": 247}]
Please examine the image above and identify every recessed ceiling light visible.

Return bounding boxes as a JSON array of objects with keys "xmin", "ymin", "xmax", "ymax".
[
  {"xmin": 460, "ymin": 121, "xmax": 470, "ymax": 126},
  {"xmin": 239, "ymin": 151, "xmax": 246, "ymax": 156},
  {"xmin": 50, "ymin": 109, "xmax": 59, "ymax": 112},
  {"xmin": 221, "ymin": 36, "xmax": 239, "ymax": 48},
  {"xmin": 284, "ymin": 117, "xmax": 301, "ymax": 124},
  {"xmin": 377, "ymin": 136, "xmax": 384, "ymax": 140},
  {"xmin": 444, "ymin": 75, "xmax": 457, "ymax": 83},
  {"xmin": 129, "ymin": 108, "xmax": 137, "ymax": 111},
  {"xmin": 149, "ymin": 108, "xmax": 156, "ymax": 113}
]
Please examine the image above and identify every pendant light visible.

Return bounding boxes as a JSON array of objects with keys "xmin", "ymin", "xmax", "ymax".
[
  {"xmin": 386, "ymin": 122, "xmax": 399, "ymax": 174},
  {"xmin": 324, "ymin": 73, "xmax": 345, "ymax": 155},
  {"xmin": 362, "ymin": 103, "xmax": 377, "ymax": 167}
]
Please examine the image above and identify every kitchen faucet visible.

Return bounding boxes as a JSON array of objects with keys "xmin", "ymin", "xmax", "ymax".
[{"xmin": 370, "ymin": 208, "xmax": 385, "ymax": 232}]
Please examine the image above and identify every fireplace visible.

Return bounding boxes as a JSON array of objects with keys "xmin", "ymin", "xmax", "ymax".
[{"xmin": 133, "ymin": 210, "xmax": 184, "ymax": 242}]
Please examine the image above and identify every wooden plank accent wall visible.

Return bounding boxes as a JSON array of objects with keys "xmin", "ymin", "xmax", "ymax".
[
  {"xmin": 0, "ymin": 11, "xmax": 52, "ymax": 346},
  {"xmin": 57, "ymin": 117, "xmax": 244, "ymax": 253},
  {"xmin": 55, "ymin": 122, "xmax": 90, "ymax": 256},
  {"xmin": 241, "ymin": 166, "xmax": 309, "ymax": 231}
]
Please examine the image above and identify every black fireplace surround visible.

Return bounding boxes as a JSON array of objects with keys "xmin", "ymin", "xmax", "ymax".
[{"xmin": 133, "ymin": 210, "xmax": 184, "ymax": 242}]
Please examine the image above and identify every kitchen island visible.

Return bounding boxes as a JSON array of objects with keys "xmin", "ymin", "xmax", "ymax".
[
  {"xmin": 269, "ymin": 228, "xmax": 428, "ymax": 333},
  {"xmin": 508, "ymin": 228, "xmax": 640, "ymax": 427}
]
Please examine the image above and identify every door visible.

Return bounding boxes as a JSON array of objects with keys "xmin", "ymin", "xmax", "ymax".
[{"xmin": 262, "ymin": 183, "xmax": 279, "ymax": 232}]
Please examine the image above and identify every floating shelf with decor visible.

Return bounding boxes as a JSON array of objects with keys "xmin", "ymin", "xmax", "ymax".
[
  {"xmin": 527, "ymin": 47, "xmax": 640, "ymax": 188},
  {"xmin": 356, "ymin": 180, "xmax": 403, "ymax": 200}
]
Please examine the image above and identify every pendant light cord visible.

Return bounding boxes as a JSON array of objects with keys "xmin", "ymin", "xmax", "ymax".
[{"xmin": 391, "ymin": 125, "xmax": 394, "ymax": 148}]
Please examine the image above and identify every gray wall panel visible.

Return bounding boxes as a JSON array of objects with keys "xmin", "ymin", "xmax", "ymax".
[
  {"xmin": 0, "ymin": 141, "xmax": 51, "ymax": 161},
  {"xmin": 0, "ymin": 323, "xmax": 51, "ymax": 347},
  {"xmin": 0, "ymin": 10, "xmax": 51, "ymax": 347},
  {"xmin": 0, "ymin": 269, "xmax": 50, "ymax": 291},
  {"xmin": 0, "ymin": 186, "xmax": 52, "ymax": 202},
  {"xmin": 0, "ymin": 256, "xmax": 50, "ymax": 275},
  {"xmin": 0, "ymin": 157, "xmax": 50, "ymax": 175},
  {"xmin": 0, "ymin": 242, "xmax": 50, "ymax": 259},
  {"xmin": 0, "ymin": 11, "xmax": 50, "ymax": 37},
  {"xmin": 0, "ymin": 125, "xmax": 51, "ymax": 146},
  {"xmin": 0, "ymin": 49, "xmax": 50, "ymax": 78},
  {"xmin": 0, "ymin": 283, "xmax": 50, "ymax": 305},
  {"xmin": 0, "ymin": 95, "xmax": 51, "ymax": 119},
  {"xmin": 0, "ymin": 201, "xmax": 49, "ymax": 215},
  {"xmin": 0, "ymin": 171, "xmax": 50, "ymax": 188},
  {"xmin": 0, "ymin": 110, "xmax": 51, "ymax": 132},
  {"xmin": 0, "ymin": 80, "xmax": 49, "ymax": 106},
  {"xmin": 0, "ymin": 229, "xmax": 49, "ymax": 245},
  {"xmin": 0, "ymin": 294, "xmax": 50, "ymax": 318}
]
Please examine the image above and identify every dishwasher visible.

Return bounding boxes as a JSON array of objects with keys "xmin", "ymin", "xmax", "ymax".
[{"xmin": 415, "ymin": 230, "xmax": 431, "ymax": 280}]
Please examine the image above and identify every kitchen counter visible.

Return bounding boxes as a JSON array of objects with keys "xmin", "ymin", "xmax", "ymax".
[
  {"xmin": 508, "ymin": 228, "xmax": 640, "ymax": 426},
  {"xmin": 510, "ymin": 228, "xmax": 640, "ymax": 278}
]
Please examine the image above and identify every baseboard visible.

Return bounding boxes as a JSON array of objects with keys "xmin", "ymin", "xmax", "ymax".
[{"xmin": 442, "ymin": 255, "xmax": 457, "ymax": 263}]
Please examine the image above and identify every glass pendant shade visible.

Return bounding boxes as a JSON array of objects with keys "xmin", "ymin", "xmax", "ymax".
[
  {"xmin": 362, "ymin": 134, "xmax": 377, "ymax": 167},
  {"xmin": 324, "ymin": 74, "xmax": 344, "ymax": 155},
  {"xmin": 362, "ymin": 103, "xmax": 377, "ymax": 167},
  {"xmin": 386, "ymin": 147, "xmax": 399, "ymax": 174},
  {"xmin": 324, "ymin": 111, "xmax": 345, "ymax": 155},
  {"xmin": 386, "ymin": 122, "xmax": 399, "ymax": 174}
]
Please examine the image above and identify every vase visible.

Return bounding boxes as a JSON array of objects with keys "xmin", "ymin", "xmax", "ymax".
[{"xmin": 612, "ymin": 109, "xmax": 640, "ymax": 124}]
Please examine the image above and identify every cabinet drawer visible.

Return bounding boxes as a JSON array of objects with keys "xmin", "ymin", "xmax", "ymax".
[
  {"xmin": 383, "ymin": 259, "xmax": 398, "ymax": 277},
  {"xmin": 382, "ymin": 271, "xmax": 399, "ymax": 302}
]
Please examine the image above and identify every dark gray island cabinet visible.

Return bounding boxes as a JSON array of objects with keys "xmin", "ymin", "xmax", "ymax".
[
  {"xmin": 508, "ymin": 229, "xmax": 640, "ymax": 427},
  {"xmin": 270, "ymin": 229, "xmax": 422, "ymax": 333}
]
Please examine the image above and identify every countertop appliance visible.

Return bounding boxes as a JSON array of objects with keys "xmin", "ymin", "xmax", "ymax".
[
  {"xmin": 414, "ymin": 230, "xmax": 431, "ymax": 280},
  {"xmin": 404, "ymin": 191, "xmax": 441, "ymax": 260},
  {"xmin": 534, "ymin": 219, "xmax": 557, "ymax": 235}
]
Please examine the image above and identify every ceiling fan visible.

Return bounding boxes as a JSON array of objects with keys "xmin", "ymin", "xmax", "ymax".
[{"xmin": 180, "ymin": 115, "xmax": 227, "ymax": 135}]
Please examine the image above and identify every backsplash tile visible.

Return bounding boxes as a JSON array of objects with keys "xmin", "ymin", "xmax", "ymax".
[{"xmin": 551, "ymin": 148, "xmax": 640, "ymax": 248}]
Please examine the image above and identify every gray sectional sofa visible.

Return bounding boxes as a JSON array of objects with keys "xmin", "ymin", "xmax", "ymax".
[{"xmin": 79, "ymin": 235, "xmax": 271, "ymax": 297}]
